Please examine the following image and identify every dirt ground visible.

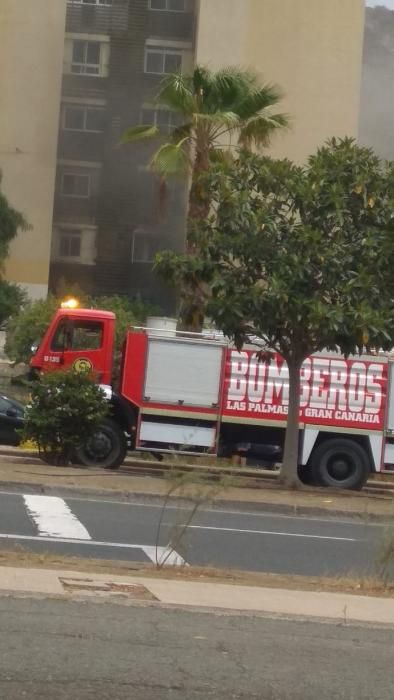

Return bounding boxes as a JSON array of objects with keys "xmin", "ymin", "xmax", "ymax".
[{"xmin": 0, "ymin": 546, "xmax": 392, "ymax": 598}]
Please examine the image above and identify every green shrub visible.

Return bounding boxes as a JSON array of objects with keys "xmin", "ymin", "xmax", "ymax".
[{"xmin": 22, "ymin": 369, "xmax": 108, "ymax": 465}]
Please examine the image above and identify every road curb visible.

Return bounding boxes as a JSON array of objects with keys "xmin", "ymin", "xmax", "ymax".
[{"xmin": 0, "ymin": 478, "xmax": 392, "ymax": 523}]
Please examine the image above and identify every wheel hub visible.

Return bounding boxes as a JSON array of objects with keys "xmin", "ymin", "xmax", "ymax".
[
  {"xmin": 327, "ymin": 455, "xmax": 353, "ymax": 481},
  {"xmin": 86, "ymin": 431, "xmax": 112, "ymax": 460}
]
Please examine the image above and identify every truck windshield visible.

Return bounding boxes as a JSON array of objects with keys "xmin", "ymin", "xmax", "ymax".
[{"xmin": 51, "ymin": 321, "xmax": 103, "ymax": 352}]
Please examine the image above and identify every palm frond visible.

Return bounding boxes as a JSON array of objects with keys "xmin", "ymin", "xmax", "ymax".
[
  {"xmin": 185, "ymin": 66, "xmax": 259, "ymax": 114},
  {"xmin": 238, "ymin": 113, "xmax": 290, "ymax": 149},
  {"xmin": 193, "ymin": 111, "xmax": 241, "ymax": 129},
  {"xmin": 150, "ymin": 140, "xmax": 191, "ymax": 178},
  {"xmin": 213, "ymin": 67, "xmax": 256, "ymax": 91},
  {"xmin": 170, "ymin": 123, "xmax": 193, "ymax": 143},
  {"xmin": 157, "ymin": 73, "xmax": 195, "ymax": 115},
  {"xmin": 192, "ymin": 65, "xmax": 216, "ymax": 95},
  {"xmin": 209, "ymin": 67, "xmax": 259, "ymax": 111},
  {"xmin": 235, "ymin": 84, "xmax": 285, "ymax": 121},
  {"xmin": 120, "ymin": 125, "xmax": 160, "ymax": 144},
  {"xmin": 209, "ymin": 148, "xmax": 235, "ymax": 167}
]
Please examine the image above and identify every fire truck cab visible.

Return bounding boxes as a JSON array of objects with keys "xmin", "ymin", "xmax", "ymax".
[{"xmin": 30, "ymin": 307, "xmax": 394, "ymax": 490}]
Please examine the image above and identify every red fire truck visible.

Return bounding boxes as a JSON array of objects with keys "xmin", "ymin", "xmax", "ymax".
[{"xmin": 29, "ymin": 306, "xmax": 394, "ymax": 489}]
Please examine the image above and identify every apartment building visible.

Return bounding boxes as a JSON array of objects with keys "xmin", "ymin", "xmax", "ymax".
[
  {"xmin": 0, "ymin": 0, "xmax": 66, "ymax": 299},
  {"xmin": 360, "ymin": 4, "xmax": 394, "ymax": 159},
  {"xmin": 1, "ymin": 0, "xmax": 365, "ymax": 308},
  {"xmin": 50, "ymin": 0, "xmax": 195, "ymax": 305}
]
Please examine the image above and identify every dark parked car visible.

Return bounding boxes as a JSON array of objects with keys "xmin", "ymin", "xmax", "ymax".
[{"xmin": 0, "ymin": 395, "xmax": 25, "ymax": 445}]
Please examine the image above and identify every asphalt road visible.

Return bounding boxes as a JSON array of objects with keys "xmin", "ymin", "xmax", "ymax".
[
  {"xmin": 0, "ymin": 597, "xmax": 393, "ymax": 700},
  {"xmin": 0, "ymin": 489, "xmax": 388, "ymax": 576}
]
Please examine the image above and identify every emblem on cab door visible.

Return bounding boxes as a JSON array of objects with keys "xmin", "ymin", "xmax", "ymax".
[{"xmin": 72, "ymin": 358, "xmax": 93, "ymax": 374}]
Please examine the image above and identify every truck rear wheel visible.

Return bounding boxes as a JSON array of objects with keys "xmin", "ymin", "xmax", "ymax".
[
  {"xmin": 310, "ymin": 438, "xmax": 370, "ymax": 490},
  {"xmin": 75, "ymin": 418, "xmax": 127, "ymax": 470}
]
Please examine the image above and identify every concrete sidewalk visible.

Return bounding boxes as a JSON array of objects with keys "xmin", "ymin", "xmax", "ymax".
[{"xmin": 0, "ymin": 565, "xmax": 393, "ymax": 626}]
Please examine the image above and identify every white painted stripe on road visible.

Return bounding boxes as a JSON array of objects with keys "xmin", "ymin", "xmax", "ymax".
[
  {"xmin": 184, "ymin": 525, "xmax": 358, "ymax": 542},
  {"xmin": 143, "ymin": 545, "xmax": 187, "ymax": 567},
  {"xmin": 23, "ymin": 495, "xmax": 91, "ymax": 541},
  {"xmin": 0, "ymin": 532, "xmax": 186, "ymax": 567}
]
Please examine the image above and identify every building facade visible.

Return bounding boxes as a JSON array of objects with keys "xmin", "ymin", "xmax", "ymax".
[
  {"xmin": 359, "ymin": 5, "xmax": 394, "ymax": 160},
  {"xmin": 0, "ymin": 0, "xmax": 66, "ymax": 299},
  {"xmin": 50, "ymin": 0, "xmax": 195, "ymax": 307},
  {"xmin": 196, "ymin": 0, "xmax": 365, "ymax": 163},
  {"xmin": 2, "ymin": 0, "xmax": 365, "ymax": 308}
]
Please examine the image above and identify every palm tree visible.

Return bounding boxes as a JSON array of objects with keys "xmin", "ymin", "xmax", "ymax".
[{"xmin": 121, "ymin": 66, "xmax": 289, "ymax": 328}]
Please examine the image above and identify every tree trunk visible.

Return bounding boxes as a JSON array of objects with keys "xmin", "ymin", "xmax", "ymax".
[
  {"xmin": 279, "ymin": 357, "xmax": 302, "ymax": 488},
  {"xmin": 178, "ymin": 146, "xmax": 210, "ymax": 333},
  {"xmin": 187, "ymin": 147, "xmax": 211, "ymax": 234}
]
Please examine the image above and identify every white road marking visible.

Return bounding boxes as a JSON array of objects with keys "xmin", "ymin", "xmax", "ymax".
[
  {"xmin": 183, "ymin": 525, "xmax": 358, "ymax": 542},
  {"xmin": 143, "ymin": 546, "xmax": 187, "ymax": 567},
  {"xmin": 23, "ymin": 495, "xmax": 91, "ymax": 541},
  {"xmin": 0, "ymin": 533, "xmax": 186, "ymax": 567}
]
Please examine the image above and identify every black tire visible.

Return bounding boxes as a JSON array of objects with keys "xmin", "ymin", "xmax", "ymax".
[
  {"xmin": 310, "ymin": 438, "xmax": 370, "ymax": 490},
  {"xmin": 297, "ymin": 463, "xmax": 316, "ymax": 485},
  {"xmin": 75, "ymin": 418, "xmax": 127, "ymax": 470}
]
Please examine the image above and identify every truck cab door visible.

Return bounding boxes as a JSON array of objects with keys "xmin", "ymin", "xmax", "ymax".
[{"xmin": 42, "ymin": 318, "xmax": 106, "ymax": 381}]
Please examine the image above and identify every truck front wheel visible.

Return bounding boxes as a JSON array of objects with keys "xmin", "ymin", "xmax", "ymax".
[
  {"xmin": 76, "ymin": 418, "xmax": 127, "ymax": 470},
  {"xmin": 310, "ymin": 438, "xmax": 370, "ymax": 490}
]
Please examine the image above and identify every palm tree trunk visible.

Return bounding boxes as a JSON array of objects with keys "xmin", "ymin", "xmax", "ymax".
[
  {"xmin": 279, "ymin": 357, "xmax": 302, "ymax": 488},
  {"xmin": 188, "ymin": 148, "xmax": 211, "ymax": 239},
  {"xmin": 178, "ymin": 146, "xmax": 210, "ymax": 333}
]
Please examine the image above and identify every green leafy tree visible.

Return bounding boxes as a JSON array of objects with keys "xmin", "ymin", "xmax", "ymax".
[
  {"xmin": 0, "ymin": 281, "xmax": 27, "ymax": 327},
  {"xmin": 5, "ymin": 296, "xmax": 59, "ymax": 364},
  {"xmin": 0, "ymin": 173, "xmax": 29, "ymax": 264},
  {"xmin": 22, "ymin": 370, "xmax": 108, "ymax": 465},
  {"xmin": 157, "ymin": 139, "xmax": 394, "ymax": 487},
  {"xmin": 0, "ymin": 174, "xmax": 29, "ymax": 326},
  {"xmin": 122, "ymin": 66, "xmax": 288, "ymax": 330}
]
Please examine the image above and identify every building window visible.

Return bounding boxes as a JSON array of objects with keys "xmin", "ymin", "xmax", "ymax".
[
  {"xmin": 64, "ymin": 36, "xmax": 110, "ymax": 78},
  {"xmin": 63, "ymin": 105, "xmax": 106, "ymax": 132},
  {"xmin": 71, "ymin": 40, "xmax": 101, "ymax": 75},
  {"xmin": 52, "ymin": 223, "xmax": 97, "ymax": 265},
  {"xmin": 59, "ymin": 231, "xmax": 82, "ymax": 258},
  {"xmin": 132, "ymin": 231, "xmax": 159, "ymax": 263},
  {"xmin": 141, "ymin": 108, "xmax": 179, "ymax": 134},
  {"xmin": 67, "ymin": 0, "xmax": 112, "ymax": 6},
  {"xmin": 149, "ymin": 0, "xmax": 185, "ymax": 11},
  {"xmin": 145, "ymin": 47, "xmax": 182, "ymax": 75},
  {"xmin": 61, "ymin": 173, "xmax": 90, "ymax": 198}
]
